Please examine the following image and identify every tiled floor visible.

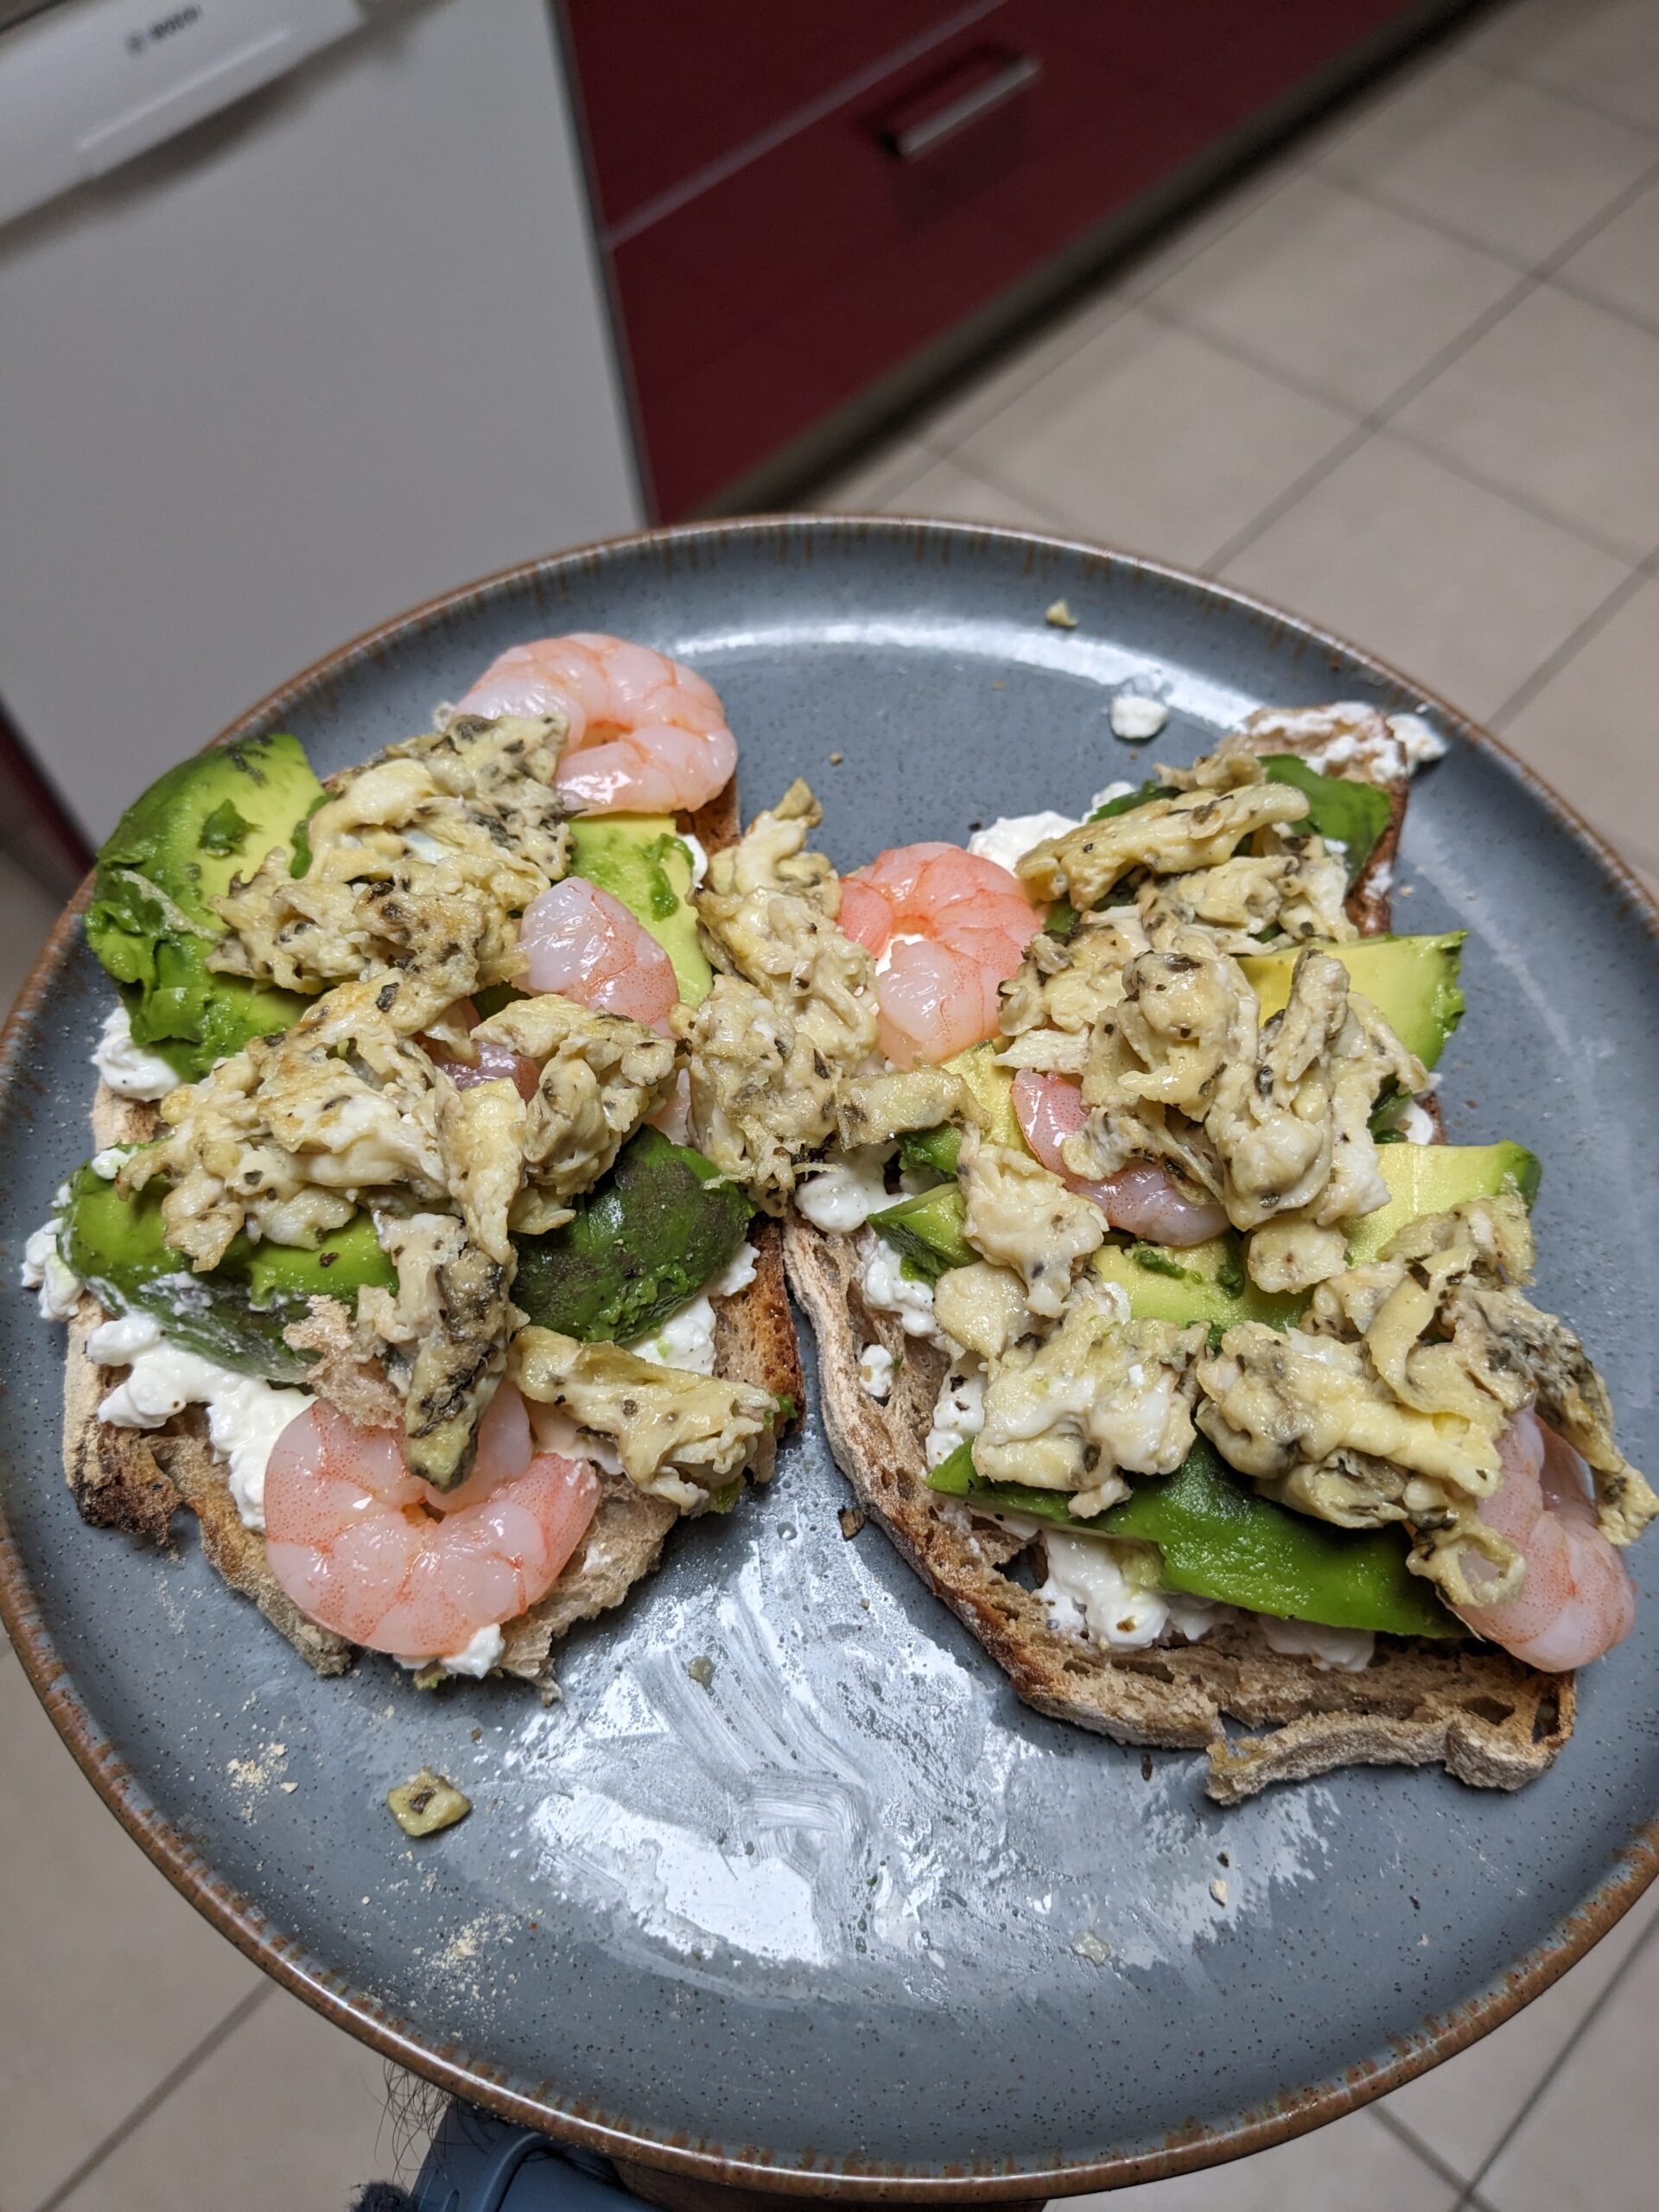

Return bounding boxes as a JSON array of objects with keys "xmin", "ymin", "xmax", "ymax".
[{"xmin": 3, "ymin": 1, "xmax": 1658, "ymax": 2206}]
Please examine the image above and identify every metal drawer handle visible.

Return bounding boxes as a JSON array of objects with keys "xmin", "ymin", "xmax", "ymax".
[{"xmin": 880, "ymin": 51, "xmax": 1040, "ymax": 162}]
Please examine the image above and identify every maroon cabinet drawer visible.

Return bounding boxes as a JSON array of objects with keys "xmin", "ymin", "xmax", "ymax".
[
  {"xmin": 563, "ymin": 0, "xmax": 973, "ymax": 233},
  {"xmin": 582, "ymin": 2, "xmax": 1426, "ymax": 516}
]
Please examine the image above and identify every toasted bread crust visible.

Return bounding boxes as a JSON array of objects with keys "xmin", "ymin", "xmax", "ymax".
[
  {"xmin": 784, "ymin": 1218, "xmax": 1572, "ymax": 1802},
  {"xmin": 58, "ymin": 774, "xmax": 799, "ymax": 1687}
]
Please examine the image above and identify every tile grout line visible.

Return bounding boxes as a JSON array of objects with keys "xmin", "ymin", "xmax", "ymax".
[
  {"xmin": 1131, "ymin": 289, "xmax": 1650, "ymax": 569},
  {"xmin": 1199, "ymin": 145, "xmax": 1659, "ymax": 575},
  {"xmin": 1484, "ymin": 567, "xmax": 1653, "ymax": 732},
  {"xmin": 1373, "ymin": 418, "xmax": 1644, "ymax": 565},
  {"xmin": 909, "ymin": 165, "xmax": 1307, "ymax": 466},
  {"xmin": 1459, "ymin": 1903, "xmax": 1659, "ymax": 2203},
  {"xmin": 1367, "ymin": 2097, "xmax": 1488, "ymax": 2202},
  {"xmin": 1454, "ymin": 36, "xmax": 1659, "ymax": 142},
  {"xmin": 29, "ymin": 1981, "xmax": 272, "ymax": 2212},
  {"xmin": 1488, "ymin": 529, "xmax": 1659, "ymax": 730}
]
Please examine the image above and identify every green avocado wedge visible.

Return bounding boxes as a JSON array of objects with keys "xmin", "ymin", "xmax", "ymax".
[
  {"xmin": 929, "ymin": 1435, "xmax": 1458, "ymax": 1637},
  {"xmin": 567, "ymin": 816, "xmax": 712, "ymax": 1004},
  {"xmin": 60, "ymin": 1160, "xmax": 395, "ymax": 1382},
  {"xmin": 512, "ymin": 1127, "xmax": 753, "ymax": 1342},
  {"xmin": 1345, "ymin": 1140, "xmax": 1540, "ymax": 1267},
  {"xmin": 1090, "ymin": 1236, "xmax": 1305, "ymax": 1332},
  {"xmin": 86, "ymin": 734, "xmax": 323, "ymax": 1080},
  {"xmin": 1240, "ymin": 931, "xmax": 1465, "ymax": 1069}
]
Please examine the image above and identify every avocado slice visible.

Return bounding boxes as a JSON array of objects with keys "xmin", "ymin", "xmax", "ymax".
[
  {"xmin": 567, "ymin": 816, "xmax": 711, "ymax": 1004},
  {"xmin": 512, "ymin": 1127, "xmax": 752, "ymax": 1341},
  {"xmin": 60, "ymin": 1160, "xmax": 395, "ymax": 1381},
  {"xmin": 86, "ymin": 734, "xmax": 323, "ymax": 1079},
  {"xmin": 868, "ymin": 1182, "xmax": 978, "ymax": 1281},
  {"xmin": 929, "ymin": 1435, "xmax": 1457, "ymax": 1637},
  {"xmin": 1344, "ymin": 1140, "xmax": 1540, "ymax": 1268},
  {"xmin": 1239, "ymin": 931, "xmax": 1465, "ymax": 1069},
  {"xmin": 898, "ymin": 1042, "xmax": 1029, "ymax": 1179},
  {"xmin": 1091, "ymin": 1236, "xmax": 1305, "ymax": 1332}
]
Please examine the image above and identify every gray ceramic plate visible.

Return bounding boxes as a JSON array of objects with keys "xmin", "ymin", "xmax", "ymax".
[{"xmin": 2, "ymin": 519, "xmax": 1656, "ymax": 2199}]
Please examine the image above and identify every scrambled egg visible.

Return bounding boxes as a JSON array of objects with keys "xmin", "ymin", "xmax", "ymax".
[
  {"xmin": 931, "ymin": 1260, "xmax": 1037, "ymax": 1363},
  {"xmin": 1197, "ymin": 1195, "xmax": 1656, "ymax": 1603},
  {"xmin": 999, "ymin": 912, "xmax": 1147, "ymax": 1063},
  {"xmin": 957, "ymin": 1130, "xmax": 1104, "ymax": 1319},
  {"xmin": 696, "ymin": 780, "xmax": 876, "ymax": 1071},
  {"xmin": 212, "ymin": 714, "xmax": 568, "ymax": 1028},
  {"xmin": 676, "ymin": 783, "xmax": 883, "ymax": 1206},
  {"xmin": 975, "ymin": 1277, "xmax": 1202, "ymax": 1507},
  {"xmin": 512, "ymin": 1325, "xmax": 777, "ymax": 1508},
  {"xmin": 1017, "ymin": 769, "xmax": 1308, "ymax": 912},
  {"xmin": 124, "ymin": 979, "xmax": 448, "ymax": 1268},
  {"xmin": 466, "ymin": 995, "xmax": 676, "ymax": 1229},
  {"xmin": 129, "ymin": 977, "xmax": 674, "ymax": 1486},
  {"xmin": 1063, "ymin": 934, "xmax": 1422, "ymax": 1293}
]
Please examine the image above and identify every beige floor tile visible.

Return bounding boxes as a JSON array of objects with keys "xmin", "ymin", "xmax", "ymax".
[
  {"xmin": 805, "ymin": 433, "xmax": 938, "ymax": 512},
  {"xmin": 1069, "ymin": 2107, "xmax": 1456, "ymax": 2212},
  {"xmin": 0, "ymin": 853, "xmax": 64, "ymax": 1020},
  {"xmin": 874, "ymin": 453, "xmax": 1065, "ymax": 532},
  {"xmin": 0, "ymin": 1656, "xmax": 263, "ymax": 2209},
  {"xmin": 905, "ymin": 286, "xmax": 1135, "ymax": 457},
  {"xmin": 1222, "ymin": 432, "xmax": 1630, "ymax": 721},
  {"xmin": 55, "ymin": 1984, "xmax": 428, "ymax": 2212},
  {"xmin": 912, "ymin": 156, "xmax": 1314, "ymax": 461},
  {"xmin": 1380, "ymin": 1880, "xmax": 1659, "ymax": 2180},
  {"xmin": 1393, "ymin": 283, "xmax": 1659, "ymax": 560},
  {"xmin": 953, "ymin": 309, "xmax": 1355, "ymax": 569},
  {"xmin": 1145, "ymin": 170, "xmax": 1519, "ymax": 413},
  {"xmin": 1478, "ymin": 1910, "xmax": 1659, "ymax": 2211},
  {"xmin": 1495, "ymin": 575, "xmax": 1659, "ymax": 858},
  {"xmin": 1312, "ymin": 54, "xmax": 1657, "ymax": 265},
  {"xmin": 1552, "ymin": 174, "xmax": 1659, "ymax": 334},
  {"xmin": 1464, "ymin": 0, "xmax": 1659, "ymax": 136}
]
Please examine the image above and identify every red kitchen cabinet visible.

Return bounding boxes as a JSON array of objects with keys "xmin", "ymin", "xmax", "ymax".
[{"xmin": 561, "ymin": 2, "xmax": 1454, "ymax": 517}]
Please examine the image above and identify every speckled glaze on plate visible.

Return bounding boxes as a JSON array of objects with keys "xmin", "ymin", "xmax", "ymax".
[{"xmin": 2, "ymin": 520, "xmax": 1656, "ymax": 2199}]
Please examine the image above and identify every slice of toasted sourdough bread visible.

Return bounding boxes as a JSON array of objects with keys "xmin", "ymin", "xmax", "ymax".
[
  {"xmin": 785, "ymin": 707, "xmax": 1573, "ymax": 1802},
  {"xmin": 784, "ymin": 1223, "xmax": 1571, "ymax": 1802},
  {"xmin": 59, "ymin": 777, "xmax": 801, "ymax": 1690}
]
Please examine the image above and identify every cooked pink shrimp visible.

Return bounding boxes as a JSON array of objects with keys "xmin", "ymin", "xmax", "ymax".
[
  {"xmin": 456, "ymin": 632, "xmax": 736, "ymax": 813},
  {"xmin": 423, "ymin": 998, "xmax": 540, "ymax": 1100},
  {"xmin": 1013, "ymin": 1070, "xmax": 1228, "ymax": 1243},
  {"xmin": 264, "ymin": 1389, "xmax": 599, "ymax": 1658},
  {"xmin": 838, "ymin": 843, "xmax": 1040, "ymax": 1068},
  {"xmin": 1455, "ymin": 1410, "xmax": 1637, "ymax": 1670},
  {"xmin": 518, "ymin": 877, "xmax": 678, "ymax": 1032}
]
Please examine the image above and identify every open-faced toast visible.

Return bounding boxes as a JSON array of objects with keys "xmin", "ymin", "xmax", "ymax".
[
  {"xmin": 59, "ymin": 774, "xmax": 800, "ymax": 1689},
  {"xmin": 785, "ymin": 705, "xmax": 1578, "ymax": 1802}
]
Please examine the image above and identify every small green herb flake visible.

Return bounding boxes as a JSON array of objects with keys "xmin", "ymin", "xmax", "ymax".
[
  {"xmin": 1131, "ymin": 1247, "xmax": 1194, "ymax": 1282},
  {"xmin": 197, "ymin": 800, "xmax": 253, "ymax": 857}
]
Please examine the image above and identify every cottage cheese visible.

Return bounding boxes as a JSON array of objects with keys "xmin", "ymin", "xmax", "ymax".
[
  {"xmin": 857, "ymin": 1344, "xmax": 895, "ymax": 1400},
  {"xmin": 92, "ymin": 1004, "xmax": 179, "ymax": 1101},
  {"xmin": 795, "ymin": 1147, "xmax": 894, "ymax": 1232},
  {"xmin": 858, "ymin": 1232, "xmax": 945, "ymax": 1343},
  {"xmin": 21, "ymin": 1221, "xmax": 81, "ymax": 1319},
  {"xmin": 1109, "ymin": 693, "xmax": 1170, "ymax": 742},
  {"xmin": 87, "ymin": 1311, "xmax": 312, "ymax": 1531}
]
